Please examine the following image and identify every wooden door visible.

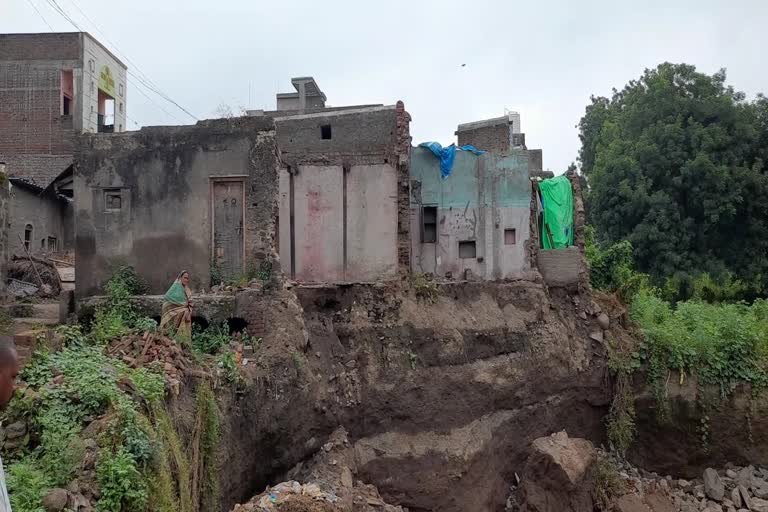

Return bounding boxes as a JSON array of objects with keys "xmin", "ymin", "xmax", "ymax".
[{"xmin": 212, "ymin": 179, "xmax": 244, "ymax": 281}]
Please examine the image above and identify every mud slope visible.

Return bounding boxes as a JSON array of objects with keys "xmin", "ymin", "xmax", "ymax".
[{"xmin": 216, "ymin": 280, "xmax": 612, "ymax": 512}]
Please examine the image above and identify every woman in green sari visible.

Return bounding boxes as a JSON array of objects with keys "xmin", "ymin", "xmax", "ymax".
[{"xmin": 160, "ymin": 270, "xmax": 193, "ymax": 339}]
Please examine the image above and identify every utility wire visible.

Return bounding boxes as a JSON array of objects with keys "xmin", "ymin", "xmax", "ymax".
[
  {"xmin": 130, "ymin": 78, "xmax": 184, "ymax": 123},
  {"xmin": 41, "ymin": 0, "xmax": 198, "ymax": 121},
  {"xmin": 25, "ymin": 0, "xmax": 55, "ymax": 31}
]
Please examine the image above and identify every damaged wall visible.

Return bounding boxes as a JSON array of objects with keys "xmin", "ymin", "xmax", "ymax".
[
  {"xmin": 8, "ymin": 182, "xmax": 71, "ymax": 255},
  {"xmin": 74, "ymin": 117, "xmax": 280, "ymax": 296},
  {"xmin": 410, "ymin": 147, "xmax": 531, "ymax": 280},
  {"xmin": 273, "ymin": 104, "xmax": 410, "ymax": 283}
]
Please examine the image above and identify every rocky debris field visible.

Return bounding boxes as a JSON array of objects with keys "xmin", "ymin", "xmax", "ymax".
[
  {"xmin": 614, "ymin": 461, "xmax": 768, "ymax": 512},
  {"xmin": 505, "ymin": 430, "xmax": 768, "ymax": 512}
]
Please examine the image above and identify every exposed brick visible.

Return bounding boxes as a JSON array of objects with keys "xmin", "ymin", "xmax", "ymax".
[{"xmin": 0, "ymin": 33, "xmax": 81, "ymax": 61}]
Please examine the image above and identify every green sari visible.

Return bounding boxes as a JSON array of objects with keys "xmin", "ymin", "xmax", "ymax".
[{"xmin": 160, "ymin": 272, "xmax": 192, "ymax": 339}]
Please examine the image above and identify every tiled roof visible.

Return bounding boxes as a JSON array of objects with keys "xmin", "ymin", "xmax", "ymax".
[{"xmin": 0, "ymin": 154, "xmax": 73, "ymax": 188}]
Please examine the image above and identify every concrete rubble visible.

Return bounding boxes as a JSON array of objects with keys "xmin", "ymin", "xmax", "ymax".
[
  {"xmin": 605, "ymin": 460, "xmax": 768, "ymax": 512},
  {"xmin": 231, "ymin": 428, "xmax": 403, "ymax": 512}
]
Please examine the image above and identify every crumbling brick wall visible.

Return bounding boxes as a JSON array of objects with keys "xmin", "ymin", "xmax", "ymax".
[
  {"xmin": 74, "ymin": 117, "xmax": 280, "ymax": 296},
  {"xmin": 395, "ymin": 101, "xmax": 412, "ymax": 277},
  {"xmin": 456, "ymin": 123, "xmax": 510, "ymax": 154}
]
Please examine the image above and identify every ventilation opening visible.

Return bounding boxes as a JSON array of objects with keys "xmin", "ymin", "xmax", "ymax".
[
  {"xmin": 459, "ymin": 241, "xmax": 476, "ymax": 259},
  {"xmin": 320, "ymin": 124, "xmax": 332, "ymax": 140},
  {"xmin": 504, "ymin": 229, "xmax": 517, "ymax": 245},
  {"xmin": 227, "ymin": 317, "xmax": 249, "ymax": 335}
]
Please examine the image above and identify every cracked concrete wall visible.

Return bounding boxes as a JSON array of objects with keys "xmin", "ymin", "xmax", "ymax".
[
  {"xmin": 410, "ymin": 148, "xmax": 531, "ymax": 280},
  {"xmin": 74, "ymin": 117, "xmax": 280, "ymax": 296}
]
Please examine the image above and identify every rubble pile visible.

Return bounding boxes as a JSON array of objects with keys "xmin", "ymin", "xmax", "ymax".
[
  {"xmin": 107, "ymin": 332, "xmax": 194, "ymax": 391},
  {"xmin": 231, "ymin": 428, "xmax": 403, "ymax": 512},
  {"xmin": 612, "ymin": 461, "xmax": 768, "ymax": 512},
  {"xmin": 231, "ymin": 481, "xmax": 337, "ymax": 512}
]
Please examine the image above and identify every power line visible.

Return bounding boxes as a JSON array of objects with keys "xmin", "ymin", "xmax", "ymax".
[
  {"xmin": 63, "ymin": 0, "xmax": 160, "ymax": 92},
  {"xmin": 40, "ymin": 0, "xmax": 198, "ymax": 121},
  {"xmin": 130, "ymin": 78, "xmax": 184, "ymax": 123},
  {"xmin": 25, "ymin": 0, "xmax": 55, "ymax": 31},
  {"xmin": 60, "ymin": 0, "xmax": 198, "ymax": 121}
]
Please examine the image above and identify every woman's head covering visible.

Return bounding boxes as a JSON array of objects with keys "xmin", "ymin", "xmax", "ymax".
[{"xmin": 164, "ymin": 271, "xmax": 190, "ymax": 305}]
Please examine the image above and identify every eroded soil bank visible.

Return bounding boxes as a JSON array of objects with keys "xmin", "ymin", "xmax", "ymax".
[{"xmin": 213, "ymin": 279, "xmax": 615, "ymax": 511}]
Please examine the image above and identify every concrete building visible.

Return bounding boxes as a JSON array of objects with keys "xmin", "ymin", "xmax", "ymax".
[
  {"xmin": 410, "ymin": 147, "xmax": 532, "ymax": 280},
  {"xmin": 0, "ymin": 32, "xmax": 128, "ymax": 256},
  {"xmin": 276, "ymin": 77, "xmax": 327, "ymax": 111},
  {"xmin": 456, "ymin": 113, "xmax": 544, "ymax": 176},
  {"xmin": 250, "ymin": 77, "xmax": 412, "ymax": 284},
  {"xmin": 74, "ymin": 117, "xmax": 279, "ymax": 296}
]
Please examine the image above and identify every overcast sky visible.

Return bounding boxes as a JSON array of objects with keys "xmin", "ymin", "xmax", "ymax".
[{"xmin": 4, "ymin": 0, "xmax": 767, "ymax": 173}]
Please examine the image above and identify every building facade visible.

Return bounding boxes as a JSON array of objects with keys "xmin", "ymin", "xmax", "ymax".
[
  {"xmin": 0, "ymin": 32, "xmax": 128, "ymax": 186},
  {"xmin": 410, "ymin": 147, "xmax": 532, "ymax": 280},
  {"xmin": 74, "ymin": 117, "xmax": 279, "ymax": 296},
  {"xmin": 0, "ymin": 32, "xmax": 127, "ymax": 257},
  {"xmin": 249, "ymin": 77, "xmax": 412, "ymax": 284}
]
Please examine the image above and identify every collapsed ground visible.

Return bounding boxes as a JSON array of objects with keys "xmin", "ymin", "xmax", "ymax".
[{"xmin": 4, "ymin": 263, "xmax": 768, "ymax": 512}]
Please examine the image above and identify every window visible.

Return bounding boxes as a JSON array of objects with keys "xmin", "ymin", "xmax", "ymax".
[
  {"xmin": 90, "ymin": 81, "xmax": 95, "ymax": 94},
  {"xmin": 41, "ymin": 239, "xmax": 45, "ymax": 250},
  {"xmin": 504, "ymin": 228, "xmax": 517, "ymax": 245},
  {"xmin": 459, "ymin": 241, "xmax": 476, "ymax": 259},
  {"xmin": 24, "ymin": 224, "xmax": 32, "ymax": 251},
  {"xmin": 47, "ymin": 237, "xmax": 58, "ymax": 252},
  {"xmin": 421, "ymin": 206, "xmax": 437, "ymax": 243},
  {"xmin": 61, "ymin": 70, "xmax": 73, "ymax": 115},
  {"xmin": 89, "ymin": 59, "xmax": 95, "ymax": 72},
  {"xmin": 119, "ymin": 83, "xmax": 124, "ymax": 97},
  {"xmin": 105, "ymin": 189, "xmax": 122, "ymax": 211},
  {"xmin": 119, "ymin": 102, "xmax": 123, "ymax": 114},
  {"xmin": 320, "ymin": 124, "xmax": 332, "ymax": 140}
]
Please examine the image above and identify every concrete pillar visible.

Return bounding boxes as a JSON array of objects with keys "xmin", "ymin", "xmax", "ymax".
[{"xmin": 298, "ymin": 82, "xmax": 307, "ymax": 110}]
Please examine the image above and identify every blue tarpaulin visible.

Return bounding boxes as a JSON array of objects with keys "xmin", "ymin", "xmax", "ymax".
[{"xmin": 419, "ymin": 142, "xmax": 485, "ymax": 180}]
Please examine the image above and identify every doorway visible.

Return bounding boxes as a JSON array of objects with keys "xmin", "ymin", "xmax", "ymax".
[{"xmin": 210, "ymin": 178, "xmax": 245, "ymax": 282}]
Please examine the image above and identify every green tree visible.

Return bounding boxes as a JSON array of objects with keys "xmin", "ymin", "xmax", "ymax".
[{"xmin": 579, "ymin": 63, "xmax": 768, "ymax": 296}]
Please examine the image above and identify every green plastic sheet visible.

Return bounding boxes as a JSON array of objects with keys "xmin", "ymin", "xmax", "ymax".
[{"xmin": 539, "ymin": 175, "xmax": 574, "ymax": 250}]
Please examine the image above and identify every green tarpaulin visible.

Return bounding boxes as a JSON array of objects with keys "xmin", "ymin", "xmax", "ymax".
[{"xmin": 539, "ymin": 175, "xmax": 574, "ymax": 250}]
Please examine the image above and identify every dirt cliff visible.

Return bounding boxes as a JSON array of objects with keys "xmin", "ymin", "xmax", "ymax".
[{"xmin": 214, "ymin": 279, "xmax": 615, "ymax": 511}]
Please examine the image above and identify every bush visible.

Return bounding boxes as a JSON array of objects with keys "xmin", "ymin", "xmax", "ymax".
[
  {"xmin": 412, "ymin": 273, "xmax": 439, "ymax": 303},
  {"xmin": 590, "ymin": 454, "xmax": 626, "ymax": 510},
  {"xmin": 631, "ymin": 291, "xmax": 768, "ymax": 396},
  {"xmin": 108, "ymin": 265, "xmax": 149, "ymax": 295},
  {"xmin": 585, "ymin": 226, "xmax": 653, "ymax": 302},
  {"xmin": 7, "ymin": 459, "xmax": 50, "ymax": 512},
  {"xmin": 191, "ymin": 323, "xmax": 230, "ymax": 355},
  {"xmin": 96, "ymin": 446, "xmax": 148, "ymax": 512},
  {"xmin": 662, "ymin": 272, "xmax": 755, "ymax": 304}
]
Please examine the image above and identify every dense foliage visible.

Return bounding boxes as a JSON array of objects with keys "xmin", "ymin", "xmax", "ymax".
[
  {"xmin": 579, "ymin": 63, "xmax": 768, "ymax": 298},
  {"xmin": 2, "ymin": 268, "xmax": 225, "ymax": 512}
]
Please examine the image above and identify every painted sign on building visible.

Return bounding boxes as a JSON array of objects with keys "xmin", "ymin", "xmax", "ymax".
[{"xmin": 98, "ymin": 65, "xmax": 115, "ymax": 97}]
